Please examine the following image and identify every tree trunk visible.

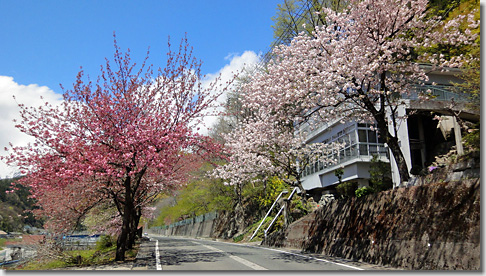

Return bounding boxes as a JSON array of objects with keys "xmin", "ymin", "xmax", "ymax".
[
  {"xmin": 115, "ymin": 177, "xmax": 133, "ymax": 262},
  {"xmin": 386, "ymin": 134, "xmax": 410, "ymax": 183},
  {"xmin": 128, "ymin": 206, "xmax": 142, "ymax": 249},
  {"xmin": 115, "ymin": 209, "xmax": 130, "ymax": 261},
  {"xmin": 375, "ymin": 115, "xmax": 410, "ymax": 185}
]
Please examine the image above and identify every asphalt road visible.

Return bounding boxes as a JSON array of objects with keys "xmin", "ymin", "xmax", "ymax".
[{"xmin": 143, "ymin": 235, "xmax": 366, "ymax": 271}]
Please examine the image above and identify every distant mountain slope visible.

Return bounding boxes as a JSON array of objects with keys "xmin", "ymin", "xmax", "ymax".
[{"xmin": 0, "ymin": 177, "xmax": 43, "ymax": 232}]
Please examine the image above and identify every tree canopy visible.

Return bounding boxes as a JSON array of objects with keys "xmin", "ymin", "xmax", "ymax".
[
  {"xmin": 3, "ymin": 35, "xmax": 223, "ymax": 261},
  {"xmin": 214, "ymin": 0, "xmax": 479, "ymax": 189}
]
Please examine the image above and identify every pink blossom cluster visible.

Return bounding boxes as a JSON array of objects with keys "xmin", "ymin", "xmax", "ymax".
[{"xmin": 2, "ymin": 36, "xmax": 223, "ymax": 234}]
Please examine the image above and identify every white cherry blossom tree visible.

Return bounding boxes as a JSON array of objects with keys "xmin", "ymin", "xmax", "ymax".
[{"xmin": 217, "ymin": 0, "xmax": 479, "ymax": 187}]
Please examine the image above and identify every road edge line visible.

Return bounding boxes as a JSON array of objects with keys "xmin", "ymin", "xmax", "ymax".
[
  {"xmin": 196, "ymin": 237, "xmax": 364, "ymax": 270},
  {"xmin": 153, "ymin": 239, "xmax": 162, "ymax": 270}
]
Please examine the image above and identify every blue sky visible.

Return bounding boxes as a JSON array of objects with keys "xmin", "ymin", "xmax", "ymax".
[
  {"xmin": 0, "ymin": 0, "xmax": 282, "ymax": 178},
  {"xmin": 1, "ymin": 0, "xmax": 280, "ymax": 92}
]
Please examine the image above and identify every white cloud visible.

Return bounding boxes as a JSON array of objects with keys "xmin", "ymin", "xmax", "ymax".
[
  {"xmin": 0, "ymin": 76, "xmax": 63, "ymax": 179},
  {"xmin": 198, "ymin": 51, "xmax": 260, "ymax": 135},
  {"xmin": 0, "ymin": 52, "xmax": 259, "ymax": 177}
]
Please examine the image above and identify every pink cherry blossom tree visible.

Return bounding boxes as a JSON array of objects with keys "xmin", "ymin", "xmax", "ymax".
[
  {"xmin": 3, "ymin": 35, "xmax": 223, "ymax": 261},
  {"xmin": 218, "ymin": 0, "xmax": 478, "ymax": 187}
]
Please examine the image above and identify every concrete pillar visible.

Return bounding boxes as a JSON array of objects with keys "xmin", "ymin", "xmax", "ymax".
[{"xmin": 453, "ymin": 116, "xmax": 464, "ymax": 155}]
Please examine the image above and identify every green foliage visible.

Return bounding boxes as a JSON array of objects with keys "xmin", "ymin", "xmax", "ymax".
[
  {"xmin": 233, "ymin": 234, "xmax": 244, "ymax": 243},
  {"xmin": 152, "ymin": 162, "xmax": 235, "ymax": 227},
  {"xmin": 355, "ymin": 186, "xmax": 375, "ymax": 198},
  {"xmin": 271, "ymin": 0, "xmax": 347, "ymax": 45},
  {"xmin": 334, "ymin": 167, "xmax": 344, "ymax": 183},
  {"xmin": 245, "ymin": 215, "xmax": 281, "ymax": 242},
  {"xmin": 0, "ymin": 238, "xmax": 5, "ymax": 250},
  {"xmin": 369, "ymin": 155, "xmax": 393, "ymax": 192},
  {"xmin": 96, "ymin": 235, "xmax": 116, "ymax": 252},
  {"xmin": 336, "ymin": 181, "xmax": 358, "ymax": 198},
  {"xmin": 427, "ymin": 0, "xmax": 462, "ymax": 19},
  {"xmin": 17, "ymin": 247, "xmax": 117, "ymax": 270},
  {"xmin": 0, "ymin": 177, "xmax": 43, "ymax": 232},
  {"xmin": 415, "ymin": 0, "xmax": 479, "ymax": 71},
  {"xmin": 255, "ymin": 177, "xmax": 288, "ymax": 209},
  {"xmin": 463, "ymin": 122, "xmax": 480, "ymax": 150}
]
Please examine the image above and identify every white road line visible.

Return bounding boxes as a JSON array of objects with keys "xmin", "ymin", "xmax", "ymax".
[
  {"xmin": 195, "ymin": 242, "xmax": 268, "ymax": 270},
  {"xmin": 150, "ymin": 235, "xmax": 364, "ymax": 270},
  {"xmin": 154, "ymin": 239, "xmax": 162, "ymax": 270},
  {"xmin": 256, "ymin": 246, "xmax": 364, "ymax": 270},
  {"xmin": 195, "ymin": 238, "xmax": 364, "ymax": 270}
]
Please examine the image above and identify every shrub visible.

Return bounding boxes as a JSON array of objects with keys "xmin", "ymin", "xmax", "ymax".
[
  {"xmin": 233, "ymin": 234, "xmax": 244, "ymax": 243},
  {"xmin": 369, "ymin": 155, "xmax": 393, "ymax": 191},
  {"xmin": 336, "ymin": 181, "xmax": 358, "ymax": 198},
  {"xmin": 96, "ymin": 235, "xmax": 115, "ymax": 251},
  {"xmin": 355, "ymin": 186, "xmax": 375, "ymax": 198},
  {"xmin": 463, "ymin": 122, "xmax": 480, "ymax": 151}
]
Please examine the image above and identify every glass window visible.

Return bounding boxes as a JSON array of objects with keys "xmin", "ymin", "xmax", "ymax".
[
  {"xmin": 368, "ymin": 130, "xmax": 377, "ymax": 143},
  {"xmin": 343, "ymin": 134, "xmax": 350, "ymax": 145},
  {"xmin": 358, "ymin": 129, "xmax": 367, "ymax": 142},
  {"xmin": 379, "ymin": 146, "xmax": 388, "ymax": 157},
  {"xmin": 349, "ymin": 131, "xmax": 357, "ymax": 144},
  {"xmin": 369, "ymin": 145, "xmax": 378, "ymax": 155},
  {"xmin": 350, "ymin": 144, "xmax": 357, "ymax": 156},
  {"xmin": 359, "ymin": 144, "xmax": 368, "ymax": 155},
  {"xmin": 378, "ymin": 133, "xmax": 385, "ymax": 143}
]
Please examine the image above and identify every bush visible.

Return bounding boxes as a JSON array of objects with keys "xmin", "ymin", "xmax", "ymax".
[
  {"xmin": 0, "ymin": 238, "xmax": 5, "ymax": 250},
  {"xmin": 96, "ymin": 235, "xmax": 115, "ymax": 251},
  {"xmin": 336, "ymin": 181, "xmax": 358, "ymax": 198},
  {"xmin": 463, "ymin": 122, "xmax": 480, "ymax": 151},
  {"xmin": 369, "ymin": 155, "xmax": 393, "ymax": 191},
  {"xmin": 233, "ymin": 234, "xmax": 244, "ymax": 243},
  {"xmin": 355, "ymin": 186, "xmax": 375, "ymax": 198}
]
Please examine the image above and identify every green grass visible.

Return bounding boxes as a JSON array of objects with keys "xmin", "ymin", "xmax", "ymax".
[
  {"xmin": 12, "ymin": 245, "xmax": 122, "ymax": 270},
  {"xmin": 0, "ymin": 238, "xmax": 5, "ymax": 250}
]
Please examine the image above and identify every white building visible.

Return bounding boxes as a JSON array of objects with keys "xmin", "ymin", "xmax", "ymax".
[{"xmin": 299, "ymin": 67, "xmax": 479, "ymax": 199}]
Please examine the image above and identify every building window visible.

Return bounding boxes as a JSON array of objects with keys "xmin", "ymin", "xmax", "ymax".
[{"xmin": 301, "ymin": 122, "xmax": 389, "ymax": 177}]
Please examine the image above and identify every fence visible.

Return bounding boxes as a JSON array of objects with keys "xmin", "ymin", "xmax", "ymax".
[{"xmin": 60, "ymin": 235, "xmax": 100, "ymax": 251}]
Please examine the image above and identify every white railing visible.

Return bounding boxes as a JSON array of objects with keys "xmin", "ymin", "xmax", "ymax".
[{"xmin": 263, "ymin": 187, "xmax": 299, "ymax": 239}]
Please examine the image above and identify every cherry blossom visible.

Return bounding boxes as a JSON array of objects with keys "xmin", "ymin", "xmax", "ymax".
[
  {"xmin": 216, "ymin": 0, "xmax": 478, "ymax": 187},
  {"xmin": 3, "ymin": 34, "xmax": 223, "ymax": 261}
]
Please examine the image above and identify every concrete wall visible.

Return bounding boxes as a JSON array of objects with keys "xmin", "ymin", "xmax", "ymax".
[
  {"xmin": 263, "ymin": 176, "xmax": 480, "ymax": 270},
  {"xmin": 149, "ymin": 213, "xmax": 218, "ymax": 239}
]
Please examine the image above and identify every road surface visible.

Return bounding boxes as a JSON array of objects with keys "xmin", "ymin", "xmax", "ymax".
[{"xmin": 142, "ymin": 235, "xmax": 366, "ymax": 271}]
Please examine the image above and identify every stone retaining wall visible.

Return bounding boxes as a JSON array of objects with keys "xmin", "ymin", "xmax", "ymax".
[{"xmin": 263, "ymin": 179, "xmax": 480, "ymax": 270}]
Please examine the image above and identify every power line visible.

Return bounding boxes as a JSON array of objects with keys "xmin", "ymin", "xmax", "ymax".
[{"xmin": 259, "ymin": 0, "xmax": 312, "ymax": 66}]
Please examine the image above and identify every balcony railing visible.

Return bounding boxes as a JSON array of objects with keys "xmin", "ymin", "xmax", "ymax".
[
  {"xmin": 406, "ymin": 84, "xmax": 468, "ymax": 102},
  {"xmin": 302, "ymin": 142, "xmax": 389, "ymax": 177}
]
